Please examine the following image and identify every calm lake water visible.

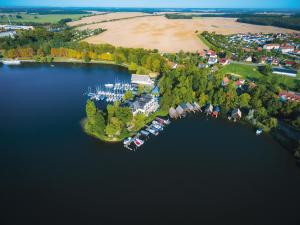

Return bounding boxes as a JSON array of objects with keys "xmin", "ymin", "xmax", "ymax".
[{"xmin": 1, "ymin": 63, "xmax": 300, "ymax": 225}]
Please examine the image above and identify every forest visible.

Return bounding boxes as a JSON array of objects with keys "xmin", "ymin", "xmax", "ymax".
[{"xmin": 166, "ymin": 13, "xmax": 300, "ymax": 31}]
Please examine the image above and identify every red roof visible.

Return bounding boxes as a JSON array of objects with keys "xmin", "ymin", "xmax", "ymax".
[
  {"xmin": 285, "ymin": 61, "xmax": 295, "ymax": 65},
  {"xmin": 223, "ymin": 77, "xmax": 229, "ymax": 84},
  {"xmin": 220, "ymin": 58, "xmax": 228, "ymax": 64},
  {"xmin": 279, "ymin": 91, "xmax": 300, "ymax": 102},
  {"xmin": 235, "ymin": 79, "xmax": 245, "ymax": 86}
]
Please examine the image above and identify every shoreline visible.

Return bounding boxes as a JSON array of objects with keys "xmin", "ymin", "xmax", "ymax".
[{"xmin": 1, "ymin": 57, "xmax": 129, "ymax": 69}]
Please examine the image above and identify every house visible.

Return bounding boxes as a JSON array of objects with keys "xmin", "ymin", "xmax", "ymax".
[
  {"xmin": 261, "ymin": 56, "xmax": 267, "ymax": 64},
  {"xmin": 263, "ymin": 43, "xmax": 280, "ymax": 50},
  {"xmin": 272, "ymin": 58, "xmax": 279, "ymax": 66},
  {"xmin": 244, "ymin": 56, "xmax": 252, "ymax": 62},
  {"xmin": 169, "ymin": 107, "xmax": 178, "ymax": 118},
  {"xmin": 212, "ymin": 106, "xmax": 220, "ymax": 118},
  {"xmin": 279, "ymin": 91, "xmax": 300, "ymax": 103},
  {"xmin": 280, "ymin": 45, "xmax": 294, "ymax": 53},
  {"xmin": 207, "ymin": 50, "xmax": 216, "ymax": 56},
  {"xmin": 222, "ymin": 77, "xmax": 230, "ymax": 86},
  {"xmin": 208, "ymin": 55, "xmax": 218, "ymax": 65},
  {"xmin": 130, "ymin": 94, "xmax": 159, "ymax": 116},
  {"xmin": 131, "ymin": 74, "xmax": 154, "ymax": 87},
  {"xmin": 220, "ymin": 58, "xmax": 229, "ymax": 66},
  {"xmin": 198, "ymin": 63, "xmax": 208, "ymax": 68},
  {"xmin": 235, "ymin": 79, "xmax": 246, "ymax": 88},
  {"xmin": 284, "ymin": 61, "xmax": 295, "ymax": 67},
  {"xmin": 168, "ymin": 61, "xmax": 178, "ymax": 69},
  {"xmin": 231, "ymin": 108, "xmax": 242, "ymax": 120},
  {"xmin": 198, "ymin": 50, "xmax": 206, "ymax": 57},
  {"xmin": 272, "ymin": 67, "xmax": 297, "ymax": 77},
  {"xmin": 295, "ymin": 49, "xmax": 300, "ymax": 55},
  {"xmin": 204, "ymin": 104, "xmax": 213, "ymax": 115}
]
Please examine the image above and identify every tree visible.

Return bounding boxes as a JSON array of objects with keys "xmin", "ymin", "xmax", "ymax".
[
  {"xmin": 105, "ymin": 117, "xmax": 123, "ymax": 137},
  {"xmin": 238, "ymin": 93, "xmax": 251, "ymax": 108},
  {"xmin": 123, "ymin": 90, "xmax": 134, "ymax": 101},
  {"xmin": 198, "ymin": 93, "xmax": 208, "ymax": 107},
  {"xmin": 133, "ymin": 113, "xmax": 146, "ymax": 131},
  {"xmin": 259, "ymin": 65, "xmax": 272, "ymax": 75}
]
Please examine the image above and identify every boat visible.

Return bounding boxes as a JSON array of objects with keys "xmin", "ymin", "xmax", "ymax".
[
  {"xmin": 140, "ymin": 130, "xmax": 150, "ymax": 136},
  {"xmin": 134, "ymin": 138, "xmax": 144, "ymax": 147},
  {"xmin": 146, "ymin": 128, "xmax": 159, "ymax": 136},
  {"xmin": 2, "ymin": 60, "xmax": 21, "ymax": 65},
  {"xmin": 104, "ymin": 84, "xmax": 114, "ymax": 88},
  {"xmin": 256, "ymin": 129, "xmax": 263, "ymax": 136},
  {"xmin": 156, "ymin": 117, "xmax": 171, "ymax": 125},
  {"xmin": 123, "ymin": 137, "xmax": 133, "ymax": 145}
]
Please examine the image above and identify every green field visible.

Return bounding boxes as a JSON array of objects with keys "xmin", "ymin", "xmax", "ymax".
[
  {"xmin": 0, "ymin": 13, "xmax": 89, "ymax": 24},
  {"xmin": 218, "ymin": 63, "xmax": 300, "ymax": 90}
]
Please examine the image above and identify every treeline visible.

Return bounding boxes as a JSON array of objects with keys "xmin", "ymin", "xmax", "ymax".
[
  {"xmin": 0, "ymin": 28, "xmax": 166, "ymax": 73},
  {"xmin": 237, "ymin": 16, "xmax": 300, "ymax": 31},
  {"xmin": 0, "ymin": 8, "xmax": 90, "ymax": 15}
]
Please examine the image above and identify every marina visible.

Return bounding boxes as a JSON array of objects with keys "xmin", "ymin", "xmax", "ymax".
[
  {"xmin": 85, "ymin": 82, "xmax": 135, "ymax": 103},
  {"xmin": 123, "ymin": 117, "xmax": 171, "ymax": 151}
]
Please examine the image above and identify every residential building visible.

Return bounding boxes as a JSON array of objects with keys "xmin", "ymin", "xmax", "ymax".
[
  {"xmin": 130, "ymin": 94, "xmax": 159, "ymax": 116},
  {"xmin": 263, "ymin": 43, "xmax": 280, "ymax": 50},
  {"xmin": 279, "ymin": 91, "xmax": 300, "ymax": 103}
]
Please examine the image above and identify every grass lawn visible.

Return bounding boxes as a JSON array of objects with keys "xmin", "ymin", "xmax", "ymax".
[
  {"xmin": 0, "ymin": 13, "xmax": 90, "ymax": 24},
  {"xmin": 218, "ymin": 63, "xmax": 300, "ymax": 90}
]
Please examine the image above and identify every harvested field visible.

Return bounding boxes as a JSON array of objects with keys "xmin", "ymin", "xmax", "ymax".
[
  {"xmin": 67, "ymin": 12, "xmax": 152, "ymax": 26},
  {"xmin": 77, "ymin": 16, "xmax": 298, "ymax": 53}
]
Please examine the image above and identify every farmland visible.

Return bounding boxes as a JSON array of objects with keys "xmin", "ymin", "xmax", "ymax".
[{"xmin": 0, "ymin": 13, "xmax": 90, "ymax": 24}]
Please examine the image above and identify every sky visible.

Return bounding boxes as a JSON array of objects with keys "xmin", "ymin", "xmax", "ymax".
[{"xmin": 1, "ymin": 0, "xmax": 300, "ymax": 9}]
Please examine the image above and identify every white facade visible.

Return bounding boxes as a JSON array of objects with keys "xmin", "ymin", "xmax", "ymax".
[
  {"xmin": 132, "ymin": 95, "xmax": 159, "ymax": 116},
  {"xmin": 263, "ymin": 44, "xmax": 280, "ymax": 50},
  {"xmin": 131, "ymin": 74, "xmax": 154, "ymax": 86}
]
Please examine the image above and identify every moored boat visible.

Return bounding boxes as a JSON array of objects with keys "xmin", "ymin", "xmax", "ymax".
[
  {"xmin": 134, "ymin": 138, "xmax": 144, "ymax": 147},
  {"xmin": 2, "ymin": 60, "xmax": 21, "ymax": 65}
]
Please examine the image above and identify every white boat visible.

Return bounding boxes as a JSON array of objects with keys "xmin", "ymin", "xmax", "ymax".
[
  {"xmin": 2, "ymin": 60, "xmax": 21, "ymax": 65},
  {"xmin": 123, "ymin": 137, "xmax": 133, "ymax": 145},
  {"xmin": 256, "ymin": 129, "xmax": 263, "ymax": 136},
  {"xmin": 104, "ymin": 84, "xmax": 114, "ymax": 88},
  {"xmin": 134, "ymin": 138, "xmax": 144, "ymax": 147}
]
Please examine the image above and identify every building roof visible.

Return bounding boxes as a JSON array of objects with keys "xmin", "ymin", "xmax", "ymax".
[{"xmin": 131, "ymin": 74, "xmax": 154, "ymax": 86}]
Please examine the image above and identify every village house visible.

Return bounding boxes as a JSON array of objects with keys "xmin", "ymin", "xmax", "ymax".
[
  {"xmin": 263, "ymin": 43, "xmax": 280, "ymax": 50},
  {"xmin": 244, "ymin": 56, "xmax": 252, "ymax": 62},
  {"xmin": 198, "ymin": 50, "xmax": 207, "ymax": 57},
  {"xmin": 208, "ymin": 54, "xmax": 218, "ymax": 65},
  {"xmin": 220, "ymin": 58, "xmax": 229, "ymax": 66},
  {"xmin": 280, "ymin": 45, "xmax": 295, "ymax": 53},
  {"xmin": 279, "ymin": 91, "xmax": 300, "ymax": 103},
  {"xmin": 284, "ymin": 61, "xmax": 295, "ymax": 67},
  {"xmin": 130, "ymin": 94, "xmax": 159, "ymax": 116},
  {"xmin": 131, "ymin": 74, "xmax": 154, "ymax": 87},
  {"xmin": 198, "ymin": 63, "xmax": 208, "ymax": 68},
  {"xmin": 235, "ymin": 79, "xmax": 246, "ymax": 88},
  {"xmin": 222, "ymin": 77, "xmax": 230, "ymax": 86},
  {"xmin": 231, "ymin": 108, "xmax": 242, "ymax": 121}
]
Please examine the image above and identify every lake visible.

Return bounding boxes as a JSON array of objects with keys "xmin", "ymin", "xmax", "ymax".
[{"xmin": 1, "ymin": 63, "xmax": 300, "ymax": 225}]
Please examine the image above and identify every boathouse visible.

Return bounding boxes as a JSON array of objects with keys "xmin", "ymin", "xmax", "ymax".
[
  {"xmin": 205, "ymin": 104, "xmax": 213, "ymax": 115},
  {"xmin": 179, "ymin": 103, "xmax": 189, "ymax": 112},
  {"xmin": 231, "ymin": 108, "xmax": 242, "ymax": 120},
  {"xmin": 212, "ymin": 106, "xmax": 220, "ymax": 118},
  {"xmin": 192, "ymin": 102, "xmax": 202, "ymax": 112},
  {"xmin": 186, "ymin": 102, "xmax": 195, "ymax": 112},
  {"xmin": 175, "ymin": 105, "xmax": 185, "ymax": 117},
  {"xmin": 169, "ymin": 107, "xmax": 178, "ymax": 118}
]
